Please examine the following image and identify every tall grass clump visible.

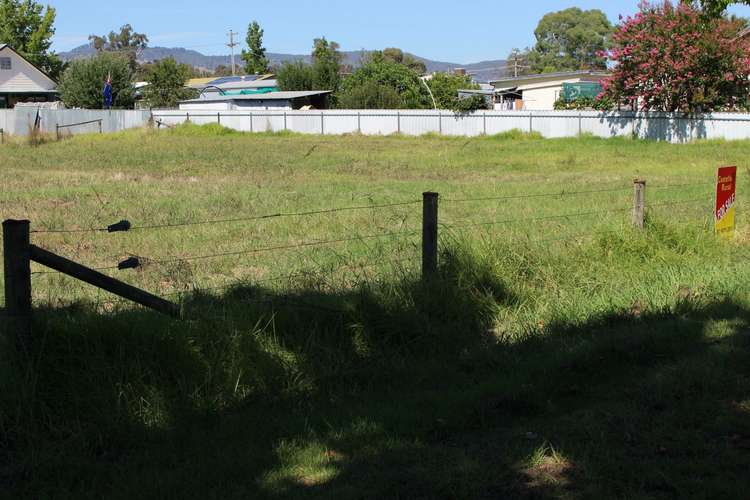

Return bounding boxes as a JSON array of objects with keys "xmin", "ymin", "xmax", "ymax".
[
  {"xmin": 25, "ymin": 123, "xmax": 52, "ymax": 146},
  {"xmin": 168, "ymin": 122, "xmax": 242, "ymax": 137},
  {"xmin": 0, "ymin": 242, "xmax": 511, "ymax": 472},
  {"xmin": 487, "ymin": 129, "xmax": 544, "ymax": 141}
]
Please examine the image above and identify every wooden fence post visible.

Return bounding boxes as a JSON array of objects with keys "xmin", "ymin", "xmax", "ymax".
[
  {"xmin": 633, "ymin": 179, "xmax": 647, "ymax": 229},
  {"xmin": 55, "ymin": 124, "xmax": 60, "ymax": 141},
  {"xmin": 217, "ymin": 112, "xmax": 221, "ymax": 125},
  {"xmin": 422, "ymin": 192, "xmax": 439, "ymax": 279},
  {"xmin": 98, "ymin": 120, "xmax": 103, "ymax": 134},
  {"xmin": 3, "ymin": 220, "xmax": 32, "ymax": 349}
]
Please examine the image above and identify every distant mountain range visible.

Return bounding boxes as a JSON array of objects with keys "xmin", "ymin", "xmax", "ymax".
[{"xmin": 59, "ymin": 45, "xmax": 508, "ymax": 82}]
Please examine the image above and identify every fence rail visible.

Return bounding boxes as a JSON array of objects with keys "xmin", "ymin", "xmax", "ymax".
[{"xmin": 55, "ymin": 119, "xmax": 103, "ymax": 140}]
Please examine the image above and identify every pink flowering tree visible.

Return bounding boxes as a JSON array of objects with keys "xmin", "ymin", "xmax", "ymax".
[{"xmin": 600, "ymin": 1, "xmax": 750, "ymax": 112}]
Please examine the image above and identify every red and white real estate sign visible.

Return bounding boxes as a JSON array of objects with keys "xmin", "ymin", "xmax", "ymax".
[{"xmin": 716, "ymin": 166, "xmax": 737, "ymax": 239}]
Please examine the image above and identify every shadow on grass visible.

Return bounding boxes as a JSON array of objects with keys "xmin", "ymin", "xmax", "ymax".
[{"xmin": 2, "ymin": 252, "xmax": 749, "ymax": 498}]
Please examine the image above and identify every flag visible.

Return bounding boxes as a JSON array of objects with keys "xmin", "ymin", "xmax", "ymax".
[{"xmin": 103, "ymin": 74, "xmax": 113, "ymax": 109}]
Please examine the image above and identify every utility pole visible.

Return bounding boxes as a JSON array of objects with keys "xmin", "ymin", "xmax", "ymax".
[{"xmin": 227, "ymin": 30, "xmax": 238, "ymax": 76}]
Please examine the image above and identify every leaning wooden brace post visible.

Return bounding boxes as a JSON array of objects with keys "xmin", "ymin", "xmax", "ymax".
[
  {"xmin": 633, "ymin": 179, "xmax": 647, "ymax": 230},
  {"xmin": 2, "ymin": 220, "xmax": 32, "ymax": 349},
  {"xmin": 422, "ymin": 192, "xmax": 439, "ymax": 279},
  {"xmin": 29, "ymin": 245, "xmax": 181, "ymax": 318}
]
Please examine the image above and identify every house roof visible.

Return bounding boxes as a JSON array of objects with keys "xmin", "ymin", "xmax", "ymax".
[
  {"xmin": 187, "ymin": 75, "xmax": 279, "ymax": 90},
  {"xmin": 200, "ymin": 80, "xmax": 279, "ymax": 92},
  {"xmin": 0, "ymin": 43, "xmax": 58, "ymax": 87},
  {"xmin": 490, "ymin": 70, "xmax": 609, "ymax": 87},
  {"xmin": 180, "ymin": 90, "xmax": 332, "ymax": 104}
]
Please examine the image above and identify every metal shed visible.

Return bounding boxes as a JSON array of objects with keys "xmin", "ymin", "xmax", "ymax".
[{"xmin": 178, "ymin": 90, "xmax": 332, "ymax": 111}]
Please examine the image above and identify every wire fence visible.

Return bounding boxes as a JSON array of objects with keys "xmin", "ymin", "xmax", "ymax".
[{"xmin": 3, "ymin": 176, "xmax": 742, "ymax": 317}]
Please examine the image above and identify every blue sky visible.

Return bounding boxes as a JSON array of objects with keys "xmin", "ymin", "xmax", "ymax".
[{"xmin": 48, "ymin": 0, "xmax": 750, "ymax": 63}]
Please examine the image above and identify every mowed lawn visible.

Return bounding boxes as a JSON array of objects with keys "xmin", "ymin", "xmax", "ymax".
[{"xmin": 1, "ymin": 126, "xmax": 750, "ymax": 499}]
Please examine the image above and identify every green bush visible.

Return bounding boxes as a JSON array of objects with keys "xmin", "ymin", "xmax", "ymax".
[
  {"xmin": 58, "ymin": 53, "xmax": 135, "ymax": 109},
  {"xmin": 336, "ymin": 56, "xmax": 431, "ymax": 109},
  {"xmin": 142, "ymin": 57, "xmax": 197, "ymax": 109}
]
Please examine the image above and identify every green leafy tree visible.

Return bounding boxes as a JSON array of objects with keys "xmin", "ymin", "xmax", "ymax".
[
  {"xmin": 276, "ymin": 60, "xmax": 314, "ymax": 91},
  {"xmin": 58, "ymin": 52, "xmax": 135, "ymax": 109},
  {"xmin": 0, "ymin": 0, "xmax": 64, "ymax": 78},
  {"xmin": 277, "ymin": 37, "xmax": 343, "ymax": 95},
  {"xmin": 426, "ymin": 72, "xmax": 479, "ymax": 109},
  {"xmin": 528, "ymin": 8, "xmax": 613, "ymax": 73},
  {"xmin": 686, "ymin": 0, "xmax": 748, "ymax": 16},
  {"xmin": 337, "ymin": 80, "xmax": 401, "ymax": 109},
  {"xmin": 337, "ymin": 54, "xmax": 430, "ymax": 109},
  {"xmin": 453, "ymin": 94, "xmax": 489, "ymax": 113},
  {"xmin": 89, "ymin": 24, "xmax": 148, "ymax": 69},
  {"xmin": 382, "ymin": 47, "xmax": 427, "ymax": 74},
  {"xmin": 241, "ymin": 21, "xmax": 269, "ymax": 75},
  {"xmin": 312, "ymin": 37, "xmax": 342, "ymax": 92},
  {"xmin": 142, "ymin": 57, "xmax": 197, "ymax": 108}
]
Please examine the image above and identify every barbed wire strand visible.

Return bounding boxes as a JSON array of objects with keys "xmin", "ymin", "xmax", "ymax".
[
  {"xmin": 443, "ymin": 198, "xmax": 708, "ymax": 231},
  {"xmin": 144, "ymin": 229, "xmax": 420, "ymax": 265},
  {"xmin": 28, "ymin": 200, "xmax": 421, "ymax": 234},
  {"xmin": 444, "ymin": 185, "xmax": 632, "ymax": 203},
  {"xmin": 443, "ymin": 181, "xmax": 714, "ymax": 205},
  {"xmin": 130, "ymin": 200, "xmax": 421, "ymax": 230}
]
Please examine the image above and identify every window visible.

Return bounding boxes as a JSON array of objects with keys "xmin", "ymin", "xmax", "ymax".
[{"xmin": 0, "ymin": 57, "xmax": 10, "ymax": 70}]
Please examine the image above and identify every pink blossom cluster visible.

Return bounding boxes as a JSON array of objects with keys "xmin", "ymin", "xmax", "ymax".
[{"xmin": 600, "ymin": 0, "xmax": 750, "ymax": 112}]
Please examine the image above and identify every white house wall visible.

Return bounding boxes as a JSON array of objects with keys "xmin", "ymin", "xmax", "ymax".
[
  {"xmin": 0, "ymin": 47, "xmax": 57, "ymax": 93},
  {"xmin": 517, "ymin": 77, "xmax": 601, "ymax": 111}
]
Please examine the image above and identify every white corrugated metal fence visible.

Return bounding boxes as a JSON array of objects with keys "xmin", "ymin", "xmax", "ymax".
[{"xmin": 3, "ymin": 108, "xmax": 750, "ymax": 143}]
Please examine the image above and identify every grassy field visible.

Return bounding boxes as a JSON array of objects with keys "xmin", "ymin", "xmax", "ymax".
[{"xmin": 1, "ymin": 125, "xmax": 750, "ymax": 498}]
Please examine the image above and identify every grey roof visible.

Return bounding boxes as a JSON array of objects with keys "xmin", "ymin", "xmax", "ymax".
[
  {"xmin": 490, "ymin": 70, "xmax": 609, "ymax": 86},
  {"xmin": 457, "ymin": 89, "xmax": 496, "ymax": 95},
  {"xmin": 0, "ymin": 44, "xmax": 7, "ymax": 51},
  {"xmin": 180, "ymin": 90, "xmax": 332, "ymax": 104},
  {"xmin": 200, "ymin": 80, "xmax": 278, "ymax": 91}
]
